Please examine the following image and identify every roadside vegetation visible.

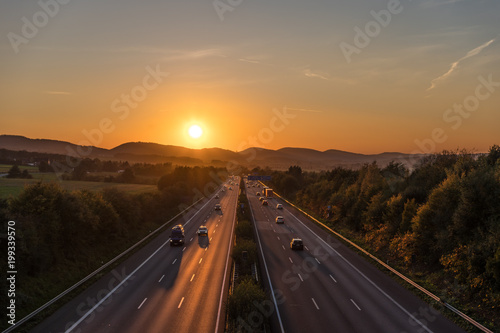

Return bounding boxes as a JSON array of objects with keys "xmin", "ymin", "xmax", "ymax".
[
  {"xmin": 266, "ymin": 146, "xmax": 500, "ymax": 331},
  {"xmin": 226, "ymin": 178, "xmax": 270, "ymax": 332},
  {"xmin": 0, "ymin": 165, "xmax": 226, "ymax": 331}
]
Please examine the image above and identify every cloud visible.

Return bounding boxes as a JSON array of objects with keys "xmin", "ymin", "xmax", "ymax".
[
  {"xmin": 44, "ymin": 91, "xmax": 72, "ymax": 95},
  {"xmin": 163, "ymin": 48, "xmax": 226, "ymax": 62},
  {"xmin": 303, "ymin": 69, "xmax": 331, "ymax": 81},
  {"xmin": 421, "ymin": 0, "xmax": 464, "ymax": 9},
  {"xmin": 427, "ymin": 38, "xmax": 496, "ymax": 90}
]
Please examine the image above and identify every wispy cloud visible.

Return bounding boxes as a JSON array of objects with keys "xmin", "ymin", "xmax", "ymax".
[
  {"xmin": 427, "ymin": 38, "xmax": 496, "ymax": 90},
  {"xmin": 285, "ymin": 107, "xmax": 324, "ymax": 113},
  {"xmin": 44, "ymin": 91, "xmax": 72, "ymax": 95},
  {"xmin": 303, "ymin": 69, "xmax": 331, "ymax": 81},
  {"xmin": 163, "ymin": 48, "xmax": 226, "ymax": 62},
  {"xmin": 421, "ymin": 0, "xmax": 464, "ymax": 9}
]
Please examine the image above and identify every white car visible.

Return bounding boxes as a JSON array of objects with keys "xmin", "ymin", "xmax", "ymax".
[
  {"xmin": 276, "ymin": 216, "xmax": 284, "ymax": 224},
  {"xmin": 276, "ymin": 204, "xmax": 283, "ymax": 210}
]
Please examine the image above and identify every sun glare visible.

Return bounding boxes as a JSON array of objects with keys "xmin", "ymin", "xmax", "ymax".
[{"xmin": 188, "ymin": 125, "xmax": 203, "ymax": 139}]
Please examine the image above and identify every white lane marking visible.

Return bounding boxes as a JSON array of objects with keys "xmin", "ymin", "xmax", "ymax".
[
  {"xmin": 315, "ymin": 258, "xmax": 321, "ymax": 264},
  {"xmin": 190, "ymin": 274, "xmax": 195, "ymax": 282},
  {"xmin": 182, "ymin": 247, "xmax": 186, "ymax": 252},
  {"xmin": 210, "ymin": 237, "xmax": 213, "ymax": 241},
  {"xmin": 178, "ymin": 297, "xmax": 185, "ymax": 309},
  {"xmin": 304, "ymin": 246, "xmax": 309, "ymax": 251},
  {"xmin": 298, "ymin": 274, "xmax": 303, "ymax": 282},
  {"xmin": 138, "ymin": 298, "xmax": 147, "ymax": 309},
  {"xmin": 277, "ymin": 236, "xmax": 280, "ymax": 240},
  {"xmin": 172, "ymin": 259, "xmax": 177, "ymax": 264},
  {"xmin": 351, "ymin": 299, "xmax": 361, "ymax": 311},
  {"xmin": 286, "ymin": 212, "xmax": 433, "ymax": 333},
  {"xmin": 217, "ymin": 224, "xmax": 219, "ymax": 227},
  {"xmin": 158, "ymin": 275, "xmax": 165, "ymax": 282},
  {"xmin": 289, "ymin": 257, "xmax": 293, "ymax": 264},
  {"xmin": 213, "ymin": 230, "xmax": 216, "ymax": 234},
  {"xmin": 282, "ymin": 245, "xmax": 285, "ymax": 250},
  {"xmin": 205, "ymin": 247, "xmax": 208, "ymax": 251},
  {"xmin": 199, "ymin": 258, "xmax": 203, "ymax": 264},
  {"xmin": 66, "ymin": 220, "xmax": 217, "ymax": 333},
  {"xmin": 190, "ymin": 238, "xmax": 193, "ymax": 242},
  {"xmin": 329, "ymin": 274, "xmax": 337, "ymax": 283},
  {"xmin": 312, "ymin": 298, "xmax": 320, "ymax": 310}
]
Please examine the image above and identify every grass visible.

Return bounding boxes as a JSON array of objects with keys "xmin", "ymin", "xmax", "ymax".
[
  {"xmin": 0, "ymin": 164, "xmax": 39, "ymax": 173},
  {"xmin": 0, "ymin": 174, "xmax": 157, "ymax": 198}
]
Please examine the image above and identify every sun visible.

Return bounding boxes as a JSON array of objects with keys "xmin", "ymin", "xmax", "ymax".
[{"xmin": 188, "ymin": 124, "xmax": 203, "ymax": 139}]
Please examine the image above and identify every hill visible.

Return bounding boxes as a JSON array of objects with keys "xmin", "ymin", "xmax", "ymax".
[{"xmin": 0, "ymin": 135, "xmax": 423, "ymax": 170}]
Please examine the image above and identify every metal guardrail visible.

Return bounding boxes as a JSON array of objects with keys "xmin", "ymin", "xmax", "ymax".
[
  {"xmin": 2, "ymin": 196, "xmax": 206, "ymax": 333},
  {"xmin": 270, "ymin": 188, "xmax": 493, "ymax": 333}
]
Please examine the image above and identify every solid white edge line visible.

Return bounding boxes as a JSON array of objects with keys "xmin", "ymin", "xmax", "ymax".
[
  {"xmin": 214, "ymin": 177, "xmax": 239, "ymax": 333},
  {"xmin": 158, "ymin": 275, "xmax": 164, "ymax": 283},
  {"xmin": 65, "ymin": 190, "xmax": 217, "ymax": 333},
  {"xmin": 65, "ymin": 239, "xmax": 170, "ymax": 332},
  {"xmin": 249, "ymin": 193, "xmax": 286, "ymax": 333},
  {"xmin": 287, "ymin": 210, "xmax": 434, "ymax": 333}
]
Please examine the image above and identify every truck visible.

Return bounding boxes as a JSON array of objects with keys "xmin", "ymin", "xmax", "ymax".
[
  {"xmin": 170, "ymin": 224, "xmax": 185, "ymax": 246},
  {"xmin": 265, "ymin": 188, "xmax": 273, "ymax": 198}
]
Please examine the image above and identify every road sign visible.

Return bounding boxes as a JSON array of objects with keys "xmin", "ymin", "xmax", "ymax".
[{"xmin": 247, "ymin": 175, "xmax": 272, "ymax": 181}]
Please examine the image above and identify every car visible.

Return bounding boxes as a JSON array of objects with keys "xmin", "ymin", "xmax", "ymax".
[
  {"xmin": 275, "ymin": 216, "xmax": 284, "ymax": 224},
  {"xmin": 215, "ymin": 204, "xmax": 222, "ymax": 210},
  {"xmin": 276, "ymin": 204, "xmax": 283, "ymax": 210},
  {"xmin": 170, "ymin": 225, "xmax": 185, "ymax": 246},
  {"xmin": 290, "ymin": 238, "xmax": 304, "ymax": 250},
  {"xmin": 197, "ymin": 226, "xmax": 208, "ymax": 236},
  {"xmin": 262, "ymin": 200, "xmax": 268, "ymax": 206},
  {"xmin": 215, "ymin": 194, "xmax": 220, "ymax": 199},
  {"xmin": 229, "ymin": 187, "xmax": 232, "ymax": 190},
  {"xmin": 256, "ymin": 192, "xmax": 261, "ymax": 196},
  {"xmin": 259, "ymin": 197, "xmax": 264, "ymax": 201}
]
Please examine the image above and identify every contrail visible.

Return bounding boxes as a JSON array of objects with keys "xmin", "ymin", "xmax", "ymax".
[{"xmin": 427, "ymin": 38, "xmax": 496, "ymax": 91}]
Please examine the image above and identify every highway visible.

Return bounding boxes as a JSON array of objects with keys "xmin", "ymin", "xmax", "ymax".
[
  {"xmin": 245, "ymin": 182, "xmax": 466, "ymax": 333},
  {"xmin": 31, "ymin": 178, "xmax": 239, "ymax": 333}
]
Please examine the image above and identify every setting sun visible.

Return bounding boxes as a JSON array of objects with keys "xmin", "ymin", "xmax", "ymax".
[{"xmin": 188, "ymin": 125, "xmax": 203, "ymax": 139}]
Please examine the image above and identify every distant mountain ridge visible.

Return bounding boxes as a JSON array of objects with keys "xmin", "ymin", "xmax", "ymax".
[{"xmin": 0, "ymin": 135, "xmax": 422, "ymax": 170}]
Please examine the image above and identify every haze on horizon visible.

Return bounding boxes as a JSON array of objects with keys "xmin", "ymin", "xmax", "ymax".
[{"xmin": 1, "ymin": 0, "xmax": 499, "ymax": 155}]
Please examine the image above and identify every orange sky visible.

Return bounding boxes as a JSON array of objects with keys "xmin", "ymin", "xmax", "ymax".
[{"xmin": 1, "ymin": 1, "xmax": 499, "ymax": 154}]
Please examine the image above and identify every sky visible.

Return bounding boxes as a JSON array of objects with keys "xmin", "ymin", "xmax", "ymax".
[{"xmin": 1, "ymin": 0, "xmax": 499, "ymax": 154}]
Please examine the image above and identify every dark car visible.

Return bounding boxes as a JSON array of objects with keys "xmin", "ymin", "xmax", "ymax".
[
  {"xmin": 262, "ymin": 200, "xmax": 268, "ymax": 206},
  {"xmin": 170, "ymin": 225, "xmax": 185, "ymax": 246},
  {"xmin": 290, "ymin": 238, "xmax": 304, "ymax": 250}
]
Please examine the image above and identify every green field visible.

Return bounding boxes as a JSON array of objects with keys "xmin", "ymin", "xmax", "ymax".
[
  {"xmin": 0, "ymin": 164, "xmax": 39, "ymax": 173},
  {"xmin": 0, "ymin": 175, "xmax": 157, "ymax": 198}
]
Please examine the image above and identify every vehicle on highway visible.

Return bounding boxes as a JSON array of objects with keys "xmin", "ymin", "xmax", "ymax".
[
  {"xmin": 215, "ymin": 194, "xmax": 219, "ymax": 199},
  {"xmin": 290, "ymin": 238, "xmax": 304, "ymax": 250},
  {"xmin": 265, "ymin": 188, "xmax": 273, "ymax": 197},
  {"xmin": 197, "ymin": 226, "xmax": 208, "ymax": 236},
  {"xmin": 259, "ymin": 197, "xmax": 264, "ymax": 201},
  {"xmin": 229, "ymin": 186, "xmax": 232, "ymax": 190},
  {"xmin": 275, "ymin": 216, "xmax": 284, "ymax": 224},
  {"xmin": 276, "ymin": 203, "xmax": 283, "ymax": 209},
  {"xmin": 256, "ymin": 192, "xmax": 260, "ymax": 196},
  {"xmin": 215, "ymin": 204, "xmax": 222, "ymax": 210},
  {"xmin": 262, "ymin": 200, "xmax": 268, "ymax": 206},
  {"xmin": 170, "ymin": 225, "xmax": 185, "ymax": 246}
]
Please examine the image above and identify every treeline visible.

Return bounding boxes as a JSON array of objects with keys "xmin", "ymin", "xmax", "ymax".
[
  {"xmin": 269, "ymin": 146, "xmax": 500, "ymax": 329},
  {"xmin": 0, "ymin": 165, "xmax": 226, "ymax": 328}
]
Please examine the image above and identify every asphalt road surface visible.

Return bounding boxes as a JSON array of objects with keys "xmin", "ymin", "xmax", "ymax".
[
  {"xmin": 246, "ymin": 183, "xmax": 466, "ymax": 333},
  {"xmin": 31, "ymin": 178, "xmax": 239, "ymax": 333}
]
